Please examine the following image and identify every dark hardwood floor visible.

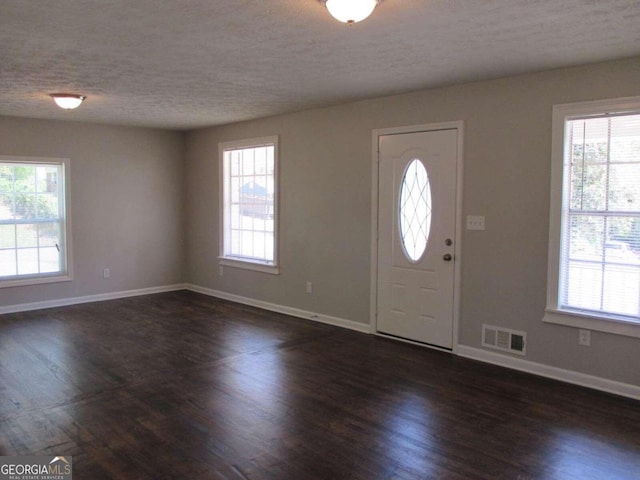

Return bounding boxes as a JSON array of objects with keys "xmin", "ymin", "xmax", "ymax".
[{"xmin": 1, "ymin": 291, "xmax": 639, "ymax": 479}]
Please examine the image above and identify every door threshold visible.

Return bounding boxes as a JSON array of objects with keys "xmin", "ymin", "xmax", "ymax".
[{"xmin": 375, "ymin": 331, "xmax": 453, "ymax": 353}]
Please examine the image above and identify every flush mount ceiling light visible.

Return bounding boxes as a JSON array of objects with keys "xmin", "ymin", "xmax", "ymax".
[
  {"xmin": 50, "ymin": 93, "xmax": 86, "ymax": 110},
  {"xmin": 324, "ymin": 0, "xmax": 379, "ymax": 24}
]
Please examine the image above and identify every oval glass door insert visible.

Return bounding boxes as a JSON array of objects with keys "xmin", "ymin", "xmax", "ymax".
[{"xmin": 399, "ymin": 158, "xmax": 432, "ymax": 262}]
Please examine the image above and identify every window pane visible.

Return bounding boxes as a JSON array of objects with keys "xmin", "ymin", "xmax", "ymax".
[
  {"xmin": 241, "ymin": 230, "xmax": 253, "ymax": 258},
  {"xmin": 230, "ymin": 204, "xmax": 241, "ymax": 229},
  {"xmin": 0, "ymin": 249, "xmax": 16, "ymax": 276},
  {"xmin": 242, "ymin": 150, "xmax": 255, "ymax": 176},
  {"xmin": 0, "ymin": 194, "xmax": 14, "ymax": 220},
  {"xmin": 607, "ymin": 217, "xmax": 640, "ymax": 255},
  {"xmin": 569, "ymin": 163, "xmax": 584, "ymax": 210},
  {"xmin": 266, "ymin": 176, "xmax": 274, "ymax": 196},
  {"xmin": 265, "ymin": 234, "xmax": 274, "ymax": 261},
  {"xmin": 0, "ymin": 165, "xmax": 14, "ymax": 193},
  {"xmin": 608, "ymin": 164, "xmax": 640, "ymax": 212},
  {"xmin": 17, "ymin": 224, "xmax": 37, "ymax": 248},
  {"xmin": 230, "ymin": 152, "xmax": 239, "ymax": 176},
  {"xmin": 231, "ymin": 229, "xmax": 241, "ymax": 256},
  {"xmin": 603, "ymin": 264, "xmax": 640, "ymax": 315},
  {"xmin": 231, "ymin": 178, "xmax": 240, "ymax": 203},
  {"xmin": 568, "ymin": 215, "xmax": 604, "ymax": 262},
  {"xmin": 563, "ymin": 261, "xmax": 602, "ymax": 310},
  {"xmin": 577, "ymin": 165, "xmax": 606, "ymax": 211},
  {"xmin": 0, "ymin": 225, "xmax": 16, "ymax": 248},
  {"xmin": 38, "ymin": 222, "xmax": 59, "ymax": 247},
  {"xmin": 13, "ymin": 166, "xmax": 36, "ymax": 193},
  {"xmin": 36, "ymin": 193, "xmax": 59, "ymax": 219},
  {"xmin": 39, "ymin": 246, "xmax": 60, "ymax": 273},
  {"xmin": 253, "ymin": 231, "xmax": 266, "ymax": 259},
  {"xmin": 569, "ymin": 164, "xmax": 608, "ymax": 211},
  {"xmin": 15, "ymin": 194, "xmax": 37, "ymax": 218},
  {"xmin": 17, "ymin": 248, "xmax": 39, "ymax": 275},
  {"xmin": 255, "ymin": 148, "xmax": 267, "ymax": 174},
  {"xmin": 242, "ymin": 213, "xmax": 254, "ymax": 231},
  {"xmin": 610, "ymin": 115, "xmax": 640, "ymax": 163}
]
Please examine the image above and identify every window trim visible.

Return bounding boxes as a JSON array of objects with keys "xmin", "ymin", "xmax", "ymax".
[
  {"xmin": 218, "ymin": 136, "xmax": 279, "ymax": 275},
  {"xmin": 0, "ymin": 156, "xmax": 73, "ymax": 288},
  {"xmin": 543, "ymin": 96, "xmax": 640, "ymax": 338}
]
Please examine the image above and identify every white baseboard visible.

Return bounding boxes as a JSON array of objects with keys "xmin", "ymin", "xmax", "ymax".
[
  {"xmin": 186, "ymin": 284, "xmax": 373, "ymax": 334},
  {"xmin": 0, "ymin": 284, "xmax": 188, "ymax": 315},
  {"xmin": 458, "ymin": 345, "xmax": 640, "ymax": 401}
]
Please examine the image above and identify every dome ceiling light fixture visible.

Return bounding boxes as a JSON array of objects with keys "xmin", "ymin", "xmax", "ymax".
[
  {"xmin": 324, "ymin": 0, "xmax": 380, "ymax": 25},
  {"xmin": 50, "ymin": 93, "xmax": 87, "ymax": 110}
]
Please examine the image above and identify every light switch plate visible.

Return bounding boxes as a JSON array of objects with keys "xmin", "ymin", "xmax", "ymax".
[{"xmin": 467, "ymin": 215, "xmax": 485, "ymax": 230}]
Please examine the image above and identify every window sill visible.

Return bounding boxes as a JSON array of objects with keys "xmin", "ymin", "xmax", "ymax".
[
  {"xmin": 0, "ymin": 274, "xmax": 72, "ymax": 289},
  {"xmin": 543, "ymin": 308, "xmax": 640, "ymax": 339},
  {"xmin": 219, "ymin": 257, "xmax": 279, "ymax": 275}
]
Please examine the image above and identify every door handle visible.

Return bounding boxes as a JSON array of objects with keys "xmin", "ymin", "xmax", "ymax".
[{"xmin": 443, "ymin": 253, "xmax": 453, "ymax": 262}]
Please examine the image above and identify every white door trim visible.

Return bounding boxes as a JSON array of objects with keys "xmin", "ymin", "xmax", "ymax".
[{"xmin": 370, "ymin": 121, "xmax": 464, "ymax": 353}]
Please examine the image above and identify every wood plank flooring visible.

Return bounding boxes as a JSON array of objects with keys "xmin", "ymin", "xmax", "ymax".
[{"xmin": 1, "ymin": 291, "xmax": 639, "ymax": 479}]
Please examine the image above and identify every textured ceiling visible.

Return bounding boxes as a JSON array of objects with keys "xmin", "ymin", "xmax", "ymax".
[{"xmin": 1, "ymin": 0, "xmax": 639, "ymax": 130}]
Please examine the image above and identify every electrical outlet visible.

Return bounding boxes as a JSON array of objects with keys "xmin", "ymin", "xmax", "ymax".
[
  {"xmin": 466, "ymin": 215, "xmax": 485, "ymax": 230},
  {"xmin": 579, "ymin": 329, "xmax": 591, "ymax": 346},
  {"xmin": 103, "ymin": 268, "xmax": 110, "ymax": 279},
  {"xmin": 306, "ymin": 281, "xmax": 313, "ymax": 294}
]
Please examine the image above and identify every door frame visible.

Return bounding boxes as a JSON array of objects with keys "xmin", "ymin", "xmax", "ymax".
[{"xmin": 370, "ymin": 121, "xmax": 464, "ymax": 353}]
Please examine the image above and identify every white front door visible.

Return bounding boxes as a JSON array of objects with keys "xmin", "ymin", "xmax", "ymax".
[{"xmin": 376, "ymin": 128, "xmax": 459, "ymax": 348}]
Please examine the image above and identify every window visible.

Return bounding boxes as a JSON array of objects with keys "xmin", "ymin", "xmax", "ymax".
[
  {"xmin": 219, "ymin": 137, "xmax": 278, "ymax": 274},
  {"xmin": 545, "ymin": 97, "xmax": 640, "ymax": 337},
  {"xmin": 0, "ymin": 157, "xmax": 71, "ymax": 287},
  {"xmin": 399, "ymin": 158, "xmax": 432, "ymax": 262}
]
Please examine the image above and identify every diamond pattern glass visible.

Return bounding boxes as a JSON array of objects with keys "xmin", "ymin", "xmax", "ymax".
[{"xmin": 399, "ymin": 159, "xmax": 432, "ymax": 262}]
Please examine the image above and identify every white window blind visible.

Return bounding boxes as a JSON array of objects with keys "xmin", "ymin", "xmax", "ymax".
[
  {"xmin": 220, "ymin": 137, "xmax": 278, "ymax": 273},
  {"xmin": 559, "ymin": 112, "xmax": 640, "ymax": 320},
  {"xmin": 0, "ymin": 160, "xmax": 70, "ymax": 286}
]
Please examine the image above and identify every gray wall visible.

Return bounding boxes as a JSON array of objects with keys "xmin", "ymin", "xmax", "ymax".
[
  {"xmin": 186, "ymin": 56, "xmax": 640, "ymax": 386},
  {"xmin": 0, "ymin": 116, "xmax": 185, "ymax": 306}
]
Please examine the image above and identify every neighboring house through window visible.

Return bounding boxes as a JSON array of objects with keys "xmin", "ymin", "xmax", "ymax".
[
  {"xmin": 0, "ymin": 157, "xmax": 72, "ymax": 287},
  {"xmin": 544, "ymin": 97, "xmax": 640, "ymax": 337},
  {"xmin": 219, "ymin": 136, "xmax": 278, "ymax": 274}
]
